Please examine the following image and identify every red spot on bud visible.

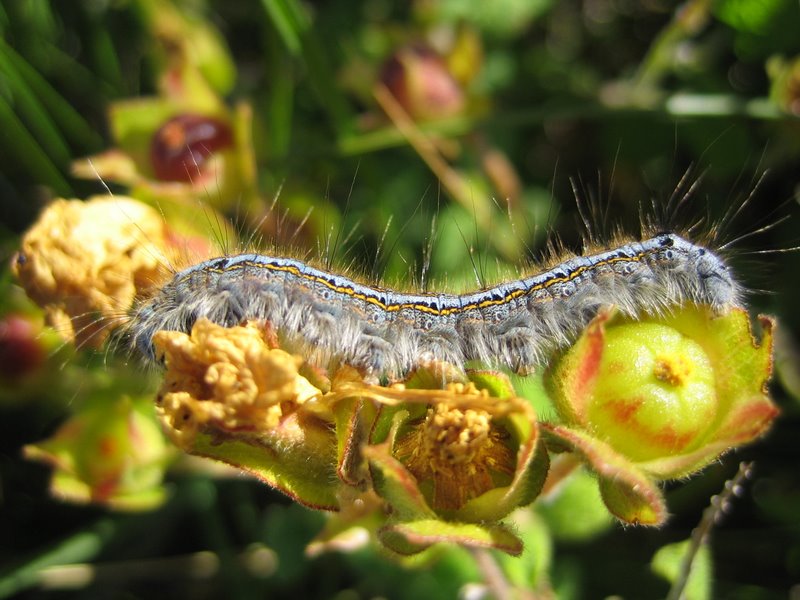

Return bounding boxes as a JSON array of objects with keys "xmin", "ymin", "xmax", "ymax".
[{"xmin": 99, "ymin": 436, "xmax": 117, "ymax": 457}]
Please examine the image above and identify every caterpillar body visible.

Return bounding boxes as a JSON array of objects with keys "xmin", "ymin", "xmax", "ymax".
[{"xmin": 129, "ymin": 232, "xmax": 740, "ymax": 379}]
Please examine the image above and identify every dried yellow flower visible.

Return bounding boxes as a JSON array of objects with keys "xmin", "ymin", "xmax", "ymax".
[
  {"xmin": 394, "ymin": 391, "xmax": 516, "ymax": 511},
  {"xmin": 12, "ymin": 196, "xmax": 170, "ymax": 347},
  {"xmin": 153, "ymin": 318, "xmax": 322, "ymax": 446}
]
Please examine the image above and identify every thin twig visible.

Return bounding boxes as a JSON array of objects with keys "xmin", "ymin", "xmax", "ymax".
[
  {"xmin": 666, "ymin": 462, "xmax": 754, "ymax": 600},
  {"xmin": 471, "ymin": 548, "xmax": 513, "ymax": 600}
]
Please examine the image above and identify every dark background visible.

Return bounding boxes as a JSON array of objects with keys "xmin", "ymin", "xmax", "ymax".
[{"xmin": 1, "ymin": 1, "xmax": 799, "ymax": 598}]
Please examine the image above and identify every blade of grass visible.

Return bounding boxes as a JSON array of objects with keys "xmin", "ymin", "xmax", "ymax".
[
  {"xmin": 0, "ymin": 47, "xmax": 72, "ymax": 167},
  {"xmin": 261, "ymin": 0, "xmax": 302, "ymax": 55},
  {"xmin": 0, "ymin": 520, "xmax": 114, "ymax": 599},
  {"xmin": 262, "ymin": 33, "xmax": 295, "ymax": 160},
  {"xmin": 85, "ymin": 19, "xmax": 124, "ymax": 94},
  {"xmin": 0, "ymin": 93, "xmax": 72, "ymax": 195},
  {"xmin": 260, "ymin": 0, "xmax": 353, "ymax": 135},
  {"xmin": 0, "ymin": 38, "xmax": 104, "ymax": 151}
]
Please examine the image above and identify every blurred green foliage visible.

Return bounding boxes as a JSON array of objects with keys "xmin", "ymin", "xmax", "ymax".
[{"xmin": 2, "ymin": 0, "xmax": 800, "ymax": 598}]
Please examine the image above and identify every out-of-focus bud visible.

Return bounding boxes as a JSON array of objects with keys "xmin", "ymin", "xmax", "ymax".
[
  {"xmin": 24, "ymin": 396, "xmax": 171, "ymax": 510},
  {"xmin": 0, "ymin": 314, "xmax": 45, "ymax": 381},
  {"xmin": 71, "ymin": 62, "xmax": 258, "ymax": 213},
  {"xmin": 150, "ymin": 114, "xmax": 234, "ymax": 182},
  {"xmin": 768, "ymin": 55, "xmax": 800, "ymax": 116},
  {"xmin": 380, "ymin": 44, "xmax": 466, "ymax": 121}
]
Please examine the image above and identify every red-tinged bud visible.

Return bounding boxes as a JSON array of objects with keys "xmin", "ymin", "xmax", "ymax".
[
  {"xmin": 0, "ymin": 314, "xmax": 45, "ymax": 380},
  {"xmin": 380, "ymin": 44, "xmax": 465, "ymax": 121},
  {"xmin": 150, "ymin": 114, "xmax": 233, "ymax": 182},
  {"xmin": 543, "ymin": 306, "xmax": 778, "ymax": 526}
]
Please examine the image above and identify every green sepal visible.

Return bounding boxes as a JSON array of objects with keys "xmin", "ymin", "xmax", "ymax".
[
  {"xmin": 189, "ymin": 414, "xmax": 340, "ymax": 511},
  {"xmin": 363, "ymin": 431, "xmax": 436, "ymax": 521},
  {"xmin": 542, "ymin": 424, "xmax": 667, "ymax": 526},
  {"xmin": 379, "ymin": 519, "xmax": 523, "ymax": 557},
  {"xmin": 333, "ymin": 396, "xmax": 377, "ymax": 487},
  {"xmin": 466, "ymin": 369, "xmax": 517, "ymax": 398}
]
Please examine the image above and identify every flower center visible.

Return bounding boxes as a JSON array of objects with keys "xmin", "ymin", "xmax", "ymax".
[
  {"xmin": 393, "ymin": 401, "xmax": 515, "ymax": 511},
  {"xmin": 653, "ymin": 353, "xmax": 692, "ymax": 386},
  {"xmin": 423, "ymin": 404, "xmax": 491, "ymax": 468}
]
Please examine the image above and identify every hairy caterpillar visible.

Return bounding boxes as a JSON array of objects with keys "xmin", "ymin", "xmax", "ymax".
[{"xmin": 128, "ymin": 231, "xmax": 740, "ymax": 379}]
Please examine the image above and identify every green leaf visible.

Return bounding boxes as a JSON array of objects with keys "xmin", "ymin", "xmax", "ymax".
[
  {"xmin": 536, "ymin": 468, "xmax": 614, "ymax": 541},
  {"xmin": 191, "ymin": 429, "xmax": 340, "ymax": 511},
  {"xmin": 363, "ymin": 439, "xmax": 436, "ymax": 521},
  {"xmin": 0, "ymin": 520, "xmax": 115, "ymax": 598},
  {"xmin": 715, "ymin": 0, "xmax": 786, "ymax": 34},
  {"xmin": 497, "ymin": 511, "xmax": 553, "ymax": 589},
  {"xmin": 435, "ymin": 0, "xmax": 554, "ymax": 37},
  {"xmin": 652, "ymin": 540, "xmax": 712, "ymax": 600},
  {"xmin": 379, "ymin": 519, "xmax": 523, "ymax": 556},
  {"xmin": 542, "ymin": 424, "xmax": 667, "ymax": 526}
]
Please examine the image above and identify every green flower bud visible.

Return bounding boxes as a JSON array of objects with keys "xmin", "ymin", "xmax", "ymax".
[
  {"xmin": 584, "ymin": 322, "xmax": 718, "ymax": 461},
  {"xmin": 24, "ymin": 396, "xmax": 170, "ymax": 510},
  {"xmin": 543, "ymin": 306, "xmax": 778, "ymax": 525}
]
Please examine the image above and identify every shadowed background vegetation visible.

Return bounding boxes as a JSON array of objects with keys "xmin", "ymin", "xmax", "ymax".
[{"xmin": 1, "ymin": 0, "xmax": 800, "ymax": 598}]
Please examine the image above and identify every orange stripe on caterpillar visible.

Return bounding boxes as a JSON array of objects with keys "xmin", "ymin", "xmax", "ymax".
[{"xmin": 127, "ymin": 232, "xmax": 741, "ymax": 379}]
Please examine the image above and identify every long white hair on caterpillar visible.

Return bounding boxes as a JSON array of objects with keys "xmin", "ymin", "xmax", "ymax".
[
  {"xmin": 121, "ymin": 165, "xmax": 762, "ymax": 382},
  {"xmin": 13, "ymin": 158, "xmax": 788, "ymax": 381}
]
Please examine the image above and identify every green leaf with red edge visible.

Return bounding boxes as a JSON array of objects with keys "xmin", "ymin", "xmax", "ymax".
[
  {"xmin": 363, "ymin": 434, "xmax": 436, "ymax": 521},
  {"xmin": 190, "ymin": 419, "xmax": 340, "ymax": 511},
  {"xmin": 333, "ymin": 396, "xmax": 377, "ymax": 487},
  {"xmin": 545, "ymin": 308, "xmax": 614, "ymax": 427},
  {"xmin": 542, "ymin": 424, "xmax": 667, "ymax": 526},
  {"xmin": 379, "ymin": 519, "xmax": 523, "ymax": 557}
]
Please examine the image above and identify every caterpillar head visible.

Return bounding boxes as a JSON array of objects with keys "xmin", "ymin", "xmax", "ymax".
[{"xmin": 654, "ymin": 233, "xmax": 742, "ymax": 309}]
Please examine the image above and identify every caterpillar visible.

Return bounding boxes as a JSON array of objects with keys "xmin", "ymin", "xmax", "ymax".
[{"xmin": 128, "ymin": 231, "xmax": 741, "ymax": 380}]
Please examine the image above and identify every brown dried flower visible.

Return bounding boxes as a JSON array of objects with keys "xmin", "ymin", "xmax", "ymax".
[{"xmin": 12, "ymin": 197, "xmax": 170, "ymax": 347}]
